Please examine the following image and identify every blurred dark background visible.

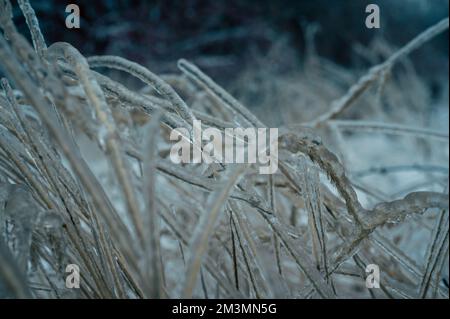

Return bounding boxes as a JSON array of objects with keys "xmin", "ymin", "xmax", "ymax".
[{"xmin": 11, "ymin": 0, "xmax": 449, "ymax": 81}]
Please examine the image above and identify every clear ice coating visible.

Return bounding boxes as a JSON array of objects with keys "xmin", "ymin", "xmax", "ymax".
[{"xmin": 0, "ymin": 0, "xmax": 448, "ymax": 299}]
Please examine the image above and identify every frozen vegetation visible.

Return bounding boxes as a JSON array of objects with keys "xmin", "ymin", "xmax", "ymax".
[{"xmin": 0, "ymin": 0, "xmax": 448, "ymax": 298}]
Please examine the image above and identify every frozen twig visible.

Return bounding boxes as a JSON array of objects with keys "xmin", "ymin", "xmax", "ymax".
[{"xmin": 309, "ymin": 18, "xmax": 449, "ymax": 127}]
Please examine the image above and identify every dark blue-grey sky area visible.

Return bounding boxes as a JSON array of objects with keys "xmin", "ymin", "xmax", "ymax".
[{"xmin": 12, "ymin": 0, "xmax": 449, "ymax": 75}]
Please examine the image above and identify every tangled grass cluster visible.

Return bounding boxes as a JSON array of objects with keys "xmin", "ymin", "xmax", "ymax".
[{"xmin": 0, "ymin": 0, "xmax": 448, "ymax": 299}]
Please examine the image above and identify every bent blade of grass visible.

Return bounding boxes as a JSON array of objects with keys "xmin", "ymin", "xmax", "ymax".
[
  {"xmin": 142, "ymin": 111, "xmax": 164, "ymax": 298},
  {"xmin": 48, "ymin": 42, "xmax": 146, "ymax": 248},
  {"xmin": 182, "ymin": 164, "xmax": 248, "ymax": 298},
  {"xmin": 17, "ymin": 0, "xmax": 47, "ymax": 59}
]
